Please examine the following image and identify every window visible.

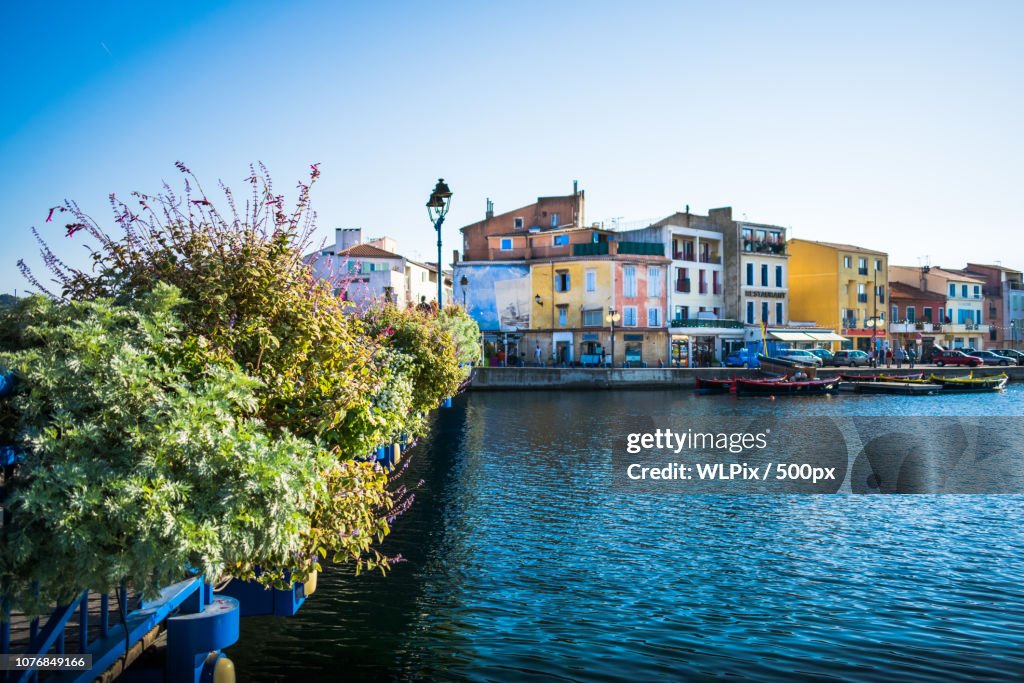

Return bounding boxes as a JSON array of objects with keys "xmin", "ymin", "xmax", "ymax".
[
  {"xmin": 844, "ymin": 255, "xmax": 852, "ymax": 269},
  {"xmin": 699, "ymin": 269, "xmax": 707, "ymax": 294},
  {"xmin": 761, "ymin": 301, "xmax": 770, "ymax": 324},
  {"xmin": 976, "ymin": 310, "xmax": 982, "ymax": 324},
  {"xmin": 746, "ymin": 263, "xmax": 754, "ymax": 285},
  {"xmin": 648, "ymin": 307, "xmax": 661, "ymax": 327},
  {"xmin": 500, "ymin": 238, "xmax": 513, "ymax": 250},
  {"xmin": 676, "ymin": 305, "xmax": 689, "ymax": 321},
  {"xmin": 858, "ymin": 257, "xmax": 867, "ymax": 274},
  {"xmin": 677, "ymin": 267, "xmax": 690, "ymax": 293},
  {"xmin": 760, "ymin": 264, "xmax": 768, "ymax": 286},
  {"xmin": 558, "ymin": 308, "xmax": 567, "ymax": 326},
  {"xmin": 623, "ymin": 306, "xmax": 638, "ymax": 327},
  {"xmin": 876, "ymin": 285, "xmax": 885, "ymax": 303},
  {"xmin": 513, "ymin": 217, "xmax": 524, "ymax": 230},
  {"xmin": 746, "ymin": 301, "xmax": 755, "ymax": 324},
  {"xmin": 892, "ymin": 304, "xmax": 898, "ymax": 320},
  {"xmin": 949, "ymin": 283, "xmax": 956, "ymax": 297},
  {"xmin": 875, "ymin": 259, "xmax": 882, "ymax": 271},
  {"xmin": 775, "ymin": 302, "xmax": 784, "ymax": 324},
  {"xmin": 553, "ymin": 234, "xmax": 569, "ymax": 246},
  {"xmin": 961, "ymin": 284, "xmax": 968, "ymax": 298},
  {"xmin": 623, "ymin": 266, "xmax": 637, "ymax": 297},
  {"xmin": 583, "ymin": 309, "xmax": 602, "ymax": 326},
  {"xmin": 973, "ymin": 285, "xmax": 981, "ymax": 298},
  {"xmin": 857, "ymin": 283, "xmax": 867, "ymax": 303},
  {"xmin": 555, "ymin": 270, "xmax": 570, "ymax": 292},
  {"xmin": 713, "ymin": 307, "xmax": 720, "ymax": 317},
  {"xmin": 550, "ymin": 212, "xmax": 560, "ymax": 227},
  {"xmin": 923, "ymin": 307, "xmax": 932, "ymax": 322},
  {"xmin": 907, "ymin": 306, "xmax": 916, "ymax": 323},
  {"xmin": 585, "ymin": 269, "xmax": 597, "ymax": 292},
  {"xmin": 756, "ymin": 229, "xmax": 766, "ymax": 241},
  {"xmin": 775, "ymin": 265, "xmax": 783, "ymax": 288},
  {"xmin": 648, "ymin": 267, "xmax": 662, "ymax": 297}
]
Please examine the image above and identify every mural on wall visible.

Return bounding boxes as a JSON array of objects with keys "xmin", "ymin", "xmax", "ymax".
[{"xmin": 453, "ymin": 264, "xmax": 531, "ymax": 331}]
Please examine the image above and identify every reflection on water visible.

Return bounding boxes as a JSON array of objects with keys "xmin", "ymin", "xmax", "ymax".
[{"xmin": 228, "ymin": 387, "xmax": 1024, "ymax": 681}]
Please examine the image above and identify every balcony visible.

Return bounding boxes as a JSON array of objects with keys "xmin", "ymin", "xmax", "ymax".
[
  {"xmin": 713, "ymin": 283, "xmax": 722, "ymax": 295},
  {"xmin": 889, "ymin": 322, "xmax": 936, "ymax": 333},
  {"xmin": 618, "ymin": 242, "xmax": 664, "ymax": 256},
  {"xmin": 857, "ymin": 294, "xmax": 868, "ymax": 303},
  {"xmin": 699, "ymin": 254, "xmax": 722, "ymax": 264},
  {"xmin": 573, "ymin": 242, "xmax": 610, "ymax": 256},
  {"xmin": 676, "ymin": 278, "xmax": 691, "ymax": 293},
  {"xmin": 858, "ymin": 267, "xmax": 868, "ymax": 275},
  {"xmin": 670, "ymin": 318, "xmax": 745, "ymax": 329},
  {"xmin": 698, "ymin": 282, "xmax": 708, "ymax": 294},
  {"xmin": 743, "ymin": 239, "xmax": 786, "ymax": 255},
  {"xmin": 941, "ymin": 323, "xmax": 990, "ymax": 334}
]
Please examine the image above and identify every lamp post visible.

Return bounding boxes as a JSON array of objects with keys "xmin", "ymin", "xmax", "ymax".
[
  {"xmin": 426, "ymin": 178, "xmax": 453, "ymax": 307},
  {"xmin": 459, "ymin": 275, "xmax": 469, "ymax": 308},
  {"xmin": 606, "ymin": 308, "xmax": 621, "ymax": 368}
]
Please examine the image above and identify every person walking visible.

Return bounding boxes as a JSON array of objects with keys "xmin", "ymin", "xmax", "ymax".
[
  {"xmin": 885, "ymin": 347, "xmax": 893, "ymax": 368},
  {"xmin": 868, "ymin": 348, "xmax": 876, "ymax": 368},
  {"xmin": 908, "ymin": 346, "xmax": 916, "ymax": 369},
  {"xmin": 534, "ymin": 343, "xmax": 543, "ymax": 367},
  {"xmin": 895, "ymin": 345, "xmax": 904, "ymax": 369}
]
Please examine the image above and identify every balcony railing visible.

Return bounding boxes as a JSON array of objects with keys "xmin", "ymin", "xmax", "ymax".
[
  {"xmin": 743, "ymin": 239, "xmax": 786, "ymax": 255},
  {"xmin": 618, "ymin": 241, "xmax": 664, "ymax": 256},
  {"xmin": 670, "ymin": 318, "xmax": 746, "ymax": 329},
  {"xmin": 857, "ymin": 294, "xmax": 868, "ymax": 303},
  {"xmin": 698, "ymin": 282, "xmax": 708, "ymax": 294},
  {"xmin": 573, "ymin": 242, "xmax": 610, "ymax": 256},
  {"xmin": 858, "ymin": 267, "xmax": 868, "ymax": 275},
  {"xmin": 713, "ymin": 283, "xmax": 722, "ymax": 295},
  {"xmin": 676, "ymin": 278, "xmax": 691, "ymax": 293},
  {"xmin": 699, "ymin": 254, "xmax": 722, "ymax": 264}
]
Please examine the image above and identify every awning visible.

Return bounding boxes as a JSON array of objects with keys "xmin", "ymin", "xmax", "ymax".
[
  {"xmin": 768, "ymin": 331, "xmax": 815, "ymax": 341},
  {"xmin": 804, "ymin": 331, "xmax": 848, "ymax": 342}
]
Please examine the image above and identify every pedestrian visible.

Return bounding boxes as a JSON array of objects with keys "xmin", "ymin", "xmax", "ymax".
[
  {"xmin": 868, "ymin": 348, "xmax": 876, "ymax": 368},
  {"xmin": 895, "ymin": 346, "xmax": 904, "ymax": 368},
  {"xmin": 534, "ymin": 343, "xmax": 543, "ymax": 366},
  {"xmin": 908, "ymin": 347, "xmax": 916, "ymax": 369},
  {"xmin": 885, "ymin": 347, "xmax": 893, "ymax": 368}
]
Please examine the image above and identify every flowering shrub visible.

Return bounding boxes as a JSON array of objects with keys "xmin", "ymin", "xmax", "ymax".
[{"xmin": 2, "ymin": 163, "xmax": 466, "ymax": 615}]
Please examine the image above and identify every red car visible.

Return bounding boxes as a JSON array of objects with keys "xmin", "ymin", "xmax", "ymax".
[{"xmin": 934, "ymin": 350, "xmax": 982, "ymax": 367}]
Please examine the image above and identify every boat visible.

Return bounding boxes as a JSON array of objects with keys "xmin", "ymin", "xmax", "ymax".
[
  {"xmin": 843, "ymin": 380, "xmax": 941, "ymax": 395},
  {"xmin": 695, "ymin": 376, "xmax": 736, "ymax": 392},
  {"xmin": 837, "ymin": 372, "xmax": 924, "ymax": 382},
  {"xmin": 929, "ymin": 372, "xmax": 1008, "ymax": 392},
  {"xmin": 735, "ymin": 376, "xmax": 838, "ymax": 395},
  {"xmin": 757, "ymin": 354, "xmax": 817, "ymax": 379}
]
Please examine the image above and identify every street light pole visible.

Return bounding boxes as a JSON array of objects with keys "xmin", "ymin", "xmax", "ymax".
[
  {"xmin": 606, "ymin": 308, "xmax": 621, "ymax": 368},
  {"xmin": 426, "ymin": 178, "xmax": 453, "ymax": 307}
]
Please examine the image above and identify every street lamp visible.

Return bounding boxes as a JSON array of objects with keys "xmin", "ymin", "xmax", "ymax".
[
  {"xmin": 426, "ymin": 178, "xmax": 453, "ymax": 307},
  {"xmin": 459, "ymin": 275, "xmax": 469, "ymax": 308},
  {"xmin": 606, "ymin": 308, "xmax": 621, "ymax": 368}
]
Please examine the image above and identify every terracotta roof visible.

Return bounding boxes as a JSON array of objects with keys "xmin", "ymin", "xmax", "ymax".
[
  {"xmin": 888, "ymin": 281, "xmax": 946, "ymax": 300},
  {"xmin": 338, "ymin": 244, "xmax": 402, "ymax": 259},
  {"xmin": 789, "ymin": 238, "xmax": 887, "ymax": 256}
]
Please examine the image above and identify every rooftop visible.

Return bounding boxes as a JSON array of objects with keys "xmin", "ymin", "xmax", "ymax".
[{"xmin": 789, "ymin": 238, "xmax": 887, "ymax": 256}]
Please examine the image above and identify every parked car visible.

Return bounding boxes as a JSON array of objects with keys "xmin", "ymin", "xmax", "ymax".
[
  {"xmin": 996, "ymin": 349, "xmax": 1024, "ymax": 365},
  {"xmin": 933, "ymin": 350, "xmax": 983, "ymax": 367},
  {"xmin": 807, "ymin": 348, "xmax": 835, "ymax": 366},
  {"xmin": 832, "ymin": 350, "xmax": 870, "ymax": 367},
  {"xmin": 778, "ymin": 349, "xmax": 824, "ymax": 367},
  {"xmin": 964, "ymin": 350, "xmax": 1015, "ymax": 366},
  {"xmin": 725, "ymin": 347, "xmax": 759, "ymax": 368}
]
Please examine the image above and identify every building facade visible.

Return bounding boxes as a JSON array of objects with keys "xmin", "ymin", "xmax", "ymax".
[
  {"xmin": 888, "ymin": 265, "xmax": 987, "ymax": 350},
  {"xmin": 961, "ymin": 264, "xmax": 1024, "ymax": 349},
  {"xmin": 788, "ymin": 240, "xmax": 889, "ymax": 352},
  {"xmin": 460, "ymin": 185, "xmax": 585, "ymax": 261}
]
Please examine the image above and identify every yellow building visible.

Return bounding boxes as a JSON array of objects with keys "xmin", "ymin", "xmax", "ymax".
[
  {"xmin": 788, "ymin": 240, "xmax": 889, "ymax": 352},
  {"xmin": 528, "ymin": 253, "xmax": 669, "ymax": 366}
]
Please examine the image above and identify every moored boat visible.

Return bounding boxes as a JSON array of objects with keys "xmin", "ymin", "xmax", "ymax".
[
  {"xmin": 929, "ymin": 372, "xmax": 1008, "ymax": 391},
  {"xmin": 757, "ymin": 354, "xmax": 817, "ymax": 379},
  {"xmin": 735, "ymin": 376, "xmax": 838, "ymax": 395},
  {"xmin": 695, "ymin": 376, "xmax": 736, "ymax": 392}
]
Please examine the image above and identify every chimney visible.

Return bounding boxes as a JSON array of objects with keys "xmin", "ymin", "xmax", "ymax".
[
  {"xmin": 485, "ymin": 198, "xmax": 494, "ymax": 220},
  {"xmin": 452, "ymin": 249, "xmax": 460, "ymax": 265},
  {"xmin": 685, "ymin": 204, "xmax": 690, "ymax": 227},
  {"xmin": 920, "ymin": 266, "xmax": 929, "ymax": 292}
]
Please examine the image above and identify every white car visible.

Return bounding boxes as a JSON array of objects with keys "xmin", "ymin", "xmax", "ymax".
[{"xmin": 778, "ymin": 349, "xmax": 824, "ymax": 367}]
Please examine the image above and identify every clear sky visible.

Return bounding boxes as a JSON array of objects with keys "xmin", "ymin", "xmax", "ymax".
[{"xmin": 3, "ymin": 0, "xmax": 1022, "ymax": 295}]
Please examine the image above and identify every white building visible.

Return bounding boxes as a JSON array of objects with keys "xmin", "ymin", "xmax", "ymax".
[
  {"xmin": 737, "ymin": 222, "xmax": 789, "ymax": 329},
  {"xmin": 307, "ymin": 228, "xmax": 449, "ymax": 309}
]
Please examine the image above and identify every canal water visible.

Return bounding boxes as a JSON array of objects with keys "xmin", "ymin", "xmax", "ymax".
[{"xmin": 227, "ymin": 387, "xmax": 1024, "ymax": 681}]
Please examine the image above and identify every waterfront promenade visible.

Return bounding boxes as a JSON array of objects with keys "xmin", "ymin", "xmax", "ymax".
[{"xmin": 469, "ymin": 365, "xmax": 1024, "ymax": 390}]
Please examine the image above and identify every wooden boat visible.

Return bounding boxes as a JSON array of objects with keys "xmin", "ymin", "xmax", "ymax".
[
  {"xmin": 838, "ymin": 372, "xmax": 924, "ymax": 382},
  {"xmin": 695, "ymin": 376, "xmax": 736, "ymax": 392},
  {"xmin": 929, "ymin": 373, "xmax": 1008, "ymax": 391},
  {"xmin": 844, "ymin": 380, "xmax": 941, "ymax": 395},
  {"xmin": 757, "ymin": 354, "xmax": 817, "ymax": 379},
  {"xmin": 735, "ymin": 376, "xmax": 838, "ymax": 395}
]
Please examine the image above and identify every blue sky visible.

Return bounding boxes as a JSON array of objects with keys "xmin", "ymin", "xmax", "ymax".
[{"xmin": 3, "ymin": 1, "xmax": 1022, "ymax": 295}]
